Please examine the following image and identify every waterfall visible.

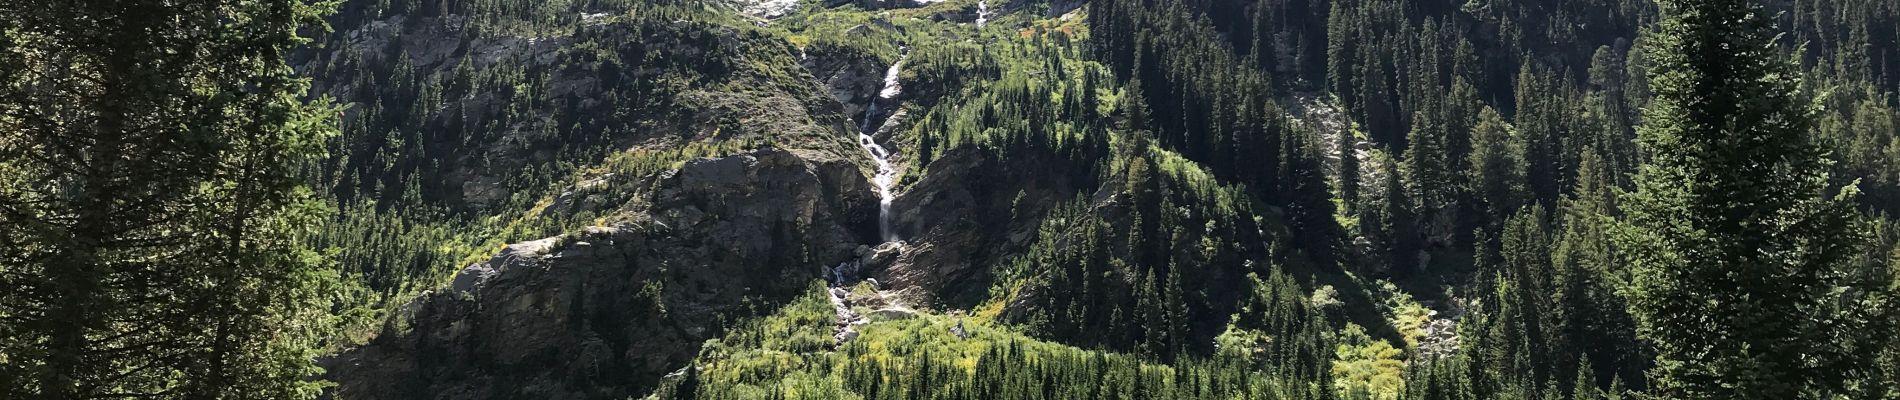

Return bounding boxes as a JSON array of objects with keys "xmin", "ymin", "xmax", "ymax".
[
  {"xmin": 857, "ymin": 50, "xmax": 907, "ymax": 243},
  {"xmin": 859, "ymin": 57, "xmax": 904, "ymax": 133},
  {"xmin": 859, "ymin": 133, "xmax": 897, "ymax": 242},
  {"xmin": 976, "ymin": 0, "xmax": 990, "ymax": 28}
]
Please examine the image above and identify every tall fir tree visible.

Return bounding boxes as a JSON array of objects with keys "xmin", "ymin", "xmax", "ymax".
[
  {"xmin": 1619, "ymin": 0, "xmax": 1885, "ymax": 397},
  {"xmin": 0, "ymin": 0, "xmax": 338, "ymax": 398},
  {"xmin": 1465, "ymin": 106, "xmax": 1526, "ymax": 232},
  {"xmin": 1551, "ymin": 150, "xmax": 1645, "ymax": 391}
]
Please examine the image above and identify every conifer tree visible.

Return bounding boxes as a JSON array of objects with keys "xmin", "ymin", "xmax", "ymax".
[
  {"xmin": 1466, "ymin": 106, "xmax": 1526, "ymax": 231},
  {"xmin": 1551, "ymin": 150, "xmax": 1645, "ymax": 389},
  {"xmin": 1619, "ymin": 0, "xmax": 1883, "ymax": 397},
  {"xmin": 0, "ymin": 0, "xmax": 337, "ymax": 398},
  {"xmin": 1514, "ymin": 63, "xmax": 1565, "ymax": 207},
  {"xmin": 1327, "ymin": 2, "xmax": 1358, "ymax": 113},
  {"xmin": 1379, "ymin": 156, "xmax": 1420, "ymax": 276}
]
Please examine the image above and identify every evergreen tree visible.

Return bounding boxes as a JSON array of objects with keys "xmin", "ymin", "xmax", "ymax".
[
  {"xmin": 1466, "ymin": 106, "xmax": 1527, "ymax": 232},
  {"xmin": 1499, "ymin": 206, "xmax": 1554, "ymax": 387},
  {"xmin": 1328, "ymin": 2, "xmax": 1358, "ymax": 113},
  {"xmin": 1514, "ymin": 63, "xmax": 1566, "ymax": 207},
  {"xmin": 0, "ymin": 0, "xmax": 337, "ymax": 398},
  {"xmin": 1405, "ymin": 111, "xmax": 1453, "ymax": 241},
  {"xmin": 1619, "ymin": 0, "xmax": 1884, "ymax": 397},
  {"xmin": 1551, "ymin": 150, "xmax": 1645, "ymax": 390},
  {"xmin": 1379, "ymin": 155, "xmax": 1420, "ymax": 276}
]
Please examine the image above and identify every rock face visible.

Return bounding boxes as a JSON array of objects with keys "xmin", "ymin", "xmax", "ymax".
[
  {"xmin": 324, "ymin": 148, "xmax": 872, "ymax": 399},
  {"xmin": 297, "ymin": 12, "xmax": 859, "ymax": 215},
  {"xmin": 801, "ymin": 45, "xmax": 889, "ymax": 123},
  {"xmin": 732, "ymin": 0, "xmax": 802, "ymax": 19},
  {"xmin": 870, "ymin": 146, "xmax": 1088, "ymax": 307},
  {"xmin": 824, "ymin": 0, "xmax": 946, "ymax": 10}
]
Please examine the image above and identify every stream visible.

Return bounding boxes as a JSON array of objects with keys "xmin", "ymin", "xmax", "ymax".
[
  {"xmin": 977, "ymin": 0, "xmax": 990, "ymax": 28},
  {"xmin": 857, "ymin": 49, "xmax": 906, "ymax": 243},
  {"xmin": 831, "ymin": 49, "xmax": 912, "ymax": 344}
]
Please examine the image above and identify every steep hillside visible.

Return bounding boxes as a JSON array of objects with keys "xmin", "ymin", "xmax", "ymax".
[
  {"xmin": 288, "ymin": 0, "xmax": 1900, "ymax": 398},
  {"xmin": 298, "ymin": 1, "xmax": 873, "ymax": 338},
  {"xmin": 12, "ymin": 0, "xmax": 1900, "ymax": 398},
  {"xmin": 298, "ymin": 0, "xmax": 1401, "ymax": 397},
  {"xmin": 326, "ymin": 148, "xmax": 872, "ymax": 398}
]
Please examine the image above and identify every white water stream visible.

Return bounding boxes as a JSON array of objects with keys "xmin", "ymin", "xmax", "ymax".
[
  {"xmin": 857, "ymin": 50, "xmax": 907, "ymax": 243},
  {"xmin": 828, "ymin": 53, "xmax": 909, "ymax": 344},
  {"xmin": 976, "ymin": 0, "xmax": 990, "ymax": 28}
]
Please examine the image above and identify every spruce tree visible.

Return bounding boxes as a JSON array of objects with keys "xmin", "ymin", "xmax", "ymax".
[
  {"xmin": 1465, "ymin": 106, "xmax": 1525, "ymax": 232},
  {"xmin": 0, "ymin": 0, "xmax": 337, "ymax": 398},
  {"xmin": 1327, "ymin": 2, "xmax": 1357, "ymax": 115},
  {"xmin": 1514, "ymin": 63, "xmax": 1565, "ymax": 207},
  {"xmin": 1620, "ymin": 0, "xmax": 1880, "ymax": 397},
  {"xmin": 1379, "ymin": 156, "xmax": 1419, "ymax": 276},
  {"xmin": 1552, "ymin": 150, "xmax": 1644, "ymax": 389}
]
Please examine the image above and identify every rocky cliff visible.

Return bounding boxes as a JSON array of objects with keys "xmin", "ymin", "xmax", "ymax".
[
  {"xmin": 324, "ymin": 148, "xmax": 874, "ymax": 399},
  {"xmin": 868, "ymin": 146, "xmax": 1089, "ymax": 307}
]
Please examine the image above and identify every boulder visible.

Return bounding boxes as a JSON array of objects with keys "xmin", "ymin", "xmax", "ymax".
[
  {"xmin": 836, "ymin": 328, "xmax": 861, "ymax": 342},
  {"xmin": 733, "ymin": 0, "xmax": 800, "ymax": 19},
  {"xmin": 867, "ymin": 307, "xmax": 918, "ymax": 321}
]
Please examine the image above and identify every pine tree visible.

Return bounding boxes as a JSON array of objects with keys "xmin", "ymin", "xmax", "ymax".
[
  {"xmin": 1572, "ymin": 357, "xmax": 1601, "ymax": 400},
  {"xmin": 1551, "ymin": 150, "xmax": 1644, "ymax": 389},
  {"xmin": 1498, "ymin": 206, "xmax": 1553, "ymax": 386},
  {"xmin": 1514, "ymin": 63, "xmax": 1565, "ymax": 207},
  {"xmin": 1405, "ymin": 111, "xmax": 1449, "ymax": 212},
  {"xmin": 1379, "ymin": 155, "xmax": 1420, "ymax": 276},
  {"xmin": 1327, "ymin": 1, "xmax": 1357, "ymax": 112},
  {"xmin": 1357, "ymin": 35, "xmax": 1398, "ymax": 145},
  {"xmin": 1163, "ymin": 261, "xmax": 1188, "ymax": 359},
  {"xmin": 1620, "ymin": 0, "xmax": 1884, "ymax": 397},
  {"xmin": 1465, "ymin": 106, "xmax": 1526, "ymax": 232},
  {"xmin": 1587, "ymin": 46, "xmax": 1638, "ymax": 184},
  {"xmin": 0, "ymin": 0, "xmax": 336, "ymax": 398}
]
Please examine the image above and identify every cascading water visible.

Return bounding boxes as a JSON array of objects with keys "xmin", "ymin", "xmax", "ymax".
[
  {"xmin": 830, "ymin": 51, "xmax": 911, "ymax": 343},
  {"xmin": 976, "ymin": 0, "xmax": 990, "ymax": 28},
  {"xmin": 859, "ymin": 134, "xmax": 897, "ymax": 242},
  {"xmin": 857, "ymin": 49, "xmax": 907, "ymax": 243}
]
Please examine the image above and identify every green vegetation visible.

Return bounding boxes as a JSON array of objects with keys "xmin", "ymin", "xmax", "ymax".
[
  {"xmin": 660, "ymin": 282, "xmax": 1333, "ymax": 400},
  {"xmin": 302, "ymin": 0, "xmax": 850, "ymax": 343},
  {"xmin": 0, "ymin": 0, "xmax": 339, "ymax": 397},
  {"xmin": 1621, "ymin": 0, "xmax": 1885, "ymax": 397},
  {"xmin": 6, "ymin": 0, "xmax": 1900, "ymax": 398}
]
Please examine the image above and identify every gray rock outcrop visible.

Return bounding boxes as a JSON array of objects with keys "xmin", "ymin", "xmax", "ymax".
[
  {"xmin": 867, "ymin": 146, "xmax": 1088, "ymax": 308},
  {"xmin": 323, "ymin": 148, "xmax": 873, "ymax": 399}
]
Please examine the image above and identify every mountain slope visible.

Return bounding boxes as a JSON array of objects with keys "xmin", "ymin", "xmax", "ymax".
[{"xmin": 294, "ymin": 0, "xmax": 1900, "ymax": 398}]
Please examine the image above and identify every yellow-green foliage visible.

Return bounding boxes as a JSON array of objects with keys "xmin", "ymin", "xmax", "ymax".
[
  {"xmin": 1375, "ymin": 281, "xmax": 1432, "ymax": 349},
  {"xmin": 1330, "ymin": 324, "xmax": 1406, "ymax": 400},
  {"xmin": 670, "ymin": 285, "xmax": 1311, "ymax": 399},
  {"xmin": 707, "ymin": 281, "xmax": 837, "ymax": 356},
  {"xmin": 1148, "ymin": 147, "xmax": 1246, "ymax": 218},
  {"xmin": 1213, "ymin": 324, "xmax": 1273, "ymax": 361}
]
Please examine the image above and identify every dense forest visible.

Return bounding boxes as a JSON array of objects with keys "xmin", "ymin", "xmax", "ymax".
[{"xmin": 2, "ymin": 0, "xmax": 1899, "ymax": 398}]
